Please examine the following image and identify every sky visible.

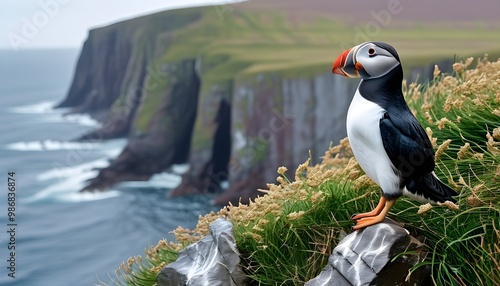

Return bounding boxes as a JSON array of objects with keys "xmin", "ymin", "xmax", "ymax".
[{"xmin": 0, "ymin": 0, "xmax": 238, "ymax": 50}]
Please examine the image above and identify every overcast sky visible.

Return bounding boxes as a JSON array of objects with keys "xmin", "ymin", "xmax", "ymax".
[{"xmin": 0, "ymin": 0, "xmax": 238, "ymax": 50}]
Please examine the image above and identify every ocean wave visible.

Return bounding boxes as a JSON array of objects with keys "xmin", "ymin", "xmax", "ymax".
[
  {"xmin": 59, "ymin": 113, "xmax": 100, "ymax": 127},
  {"xmin": 25, "ymin": 181, "xmax": 121, "ymax": 203},
  {"xmin": 172, "ymin": 163, "xmax": 189, "ymax": 175},
  {"xmin": 26, "ymin": 158, "xmax": 120, "ymax": 203},
  {"xmin": 9, "ymin": 101, "xmax": 100, "ymax": 127},
  {"xmin": 116, "ymin": 172, "xmax": 182, "ymax": 190},
  {"xmin": 39, "ymin": 113, "xmax": 100, "ymax": 127},
  {"xmin": 5, "ymin": 140, "xmax": 100, "ymax": 151},
  {"xmin": 9, "ymin": 101, "xmax": 57, "ymax": 114},
  {"xmin": 57, "ymin": 190, "xmax": 121, "ymax": 203},
  {"xmin": 37, "ymin": 159, "xmax": 109, "ymax": 181}
]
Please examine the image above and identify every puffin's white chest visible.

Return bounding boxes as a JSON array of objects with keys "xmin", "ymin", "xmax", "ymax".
[{"xmin": 346, "ymin": 89, "xmax": 400, "ymax": 194}]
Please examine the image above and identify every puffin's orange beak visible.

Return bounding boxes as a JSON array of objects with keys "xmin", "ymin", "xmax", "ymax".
[{"xmin": 332, "ymin": 47, "xmax": 362, "ymax": 78}]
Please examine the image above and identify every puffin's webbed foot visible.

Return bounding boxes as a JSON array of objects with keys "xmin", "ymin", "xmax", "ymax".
[
  {"xmin": 351, "ymin": 197, "xmax": 386, "ymax": 220},
  {"xmin": 351, "ymin": 197, "xmax": 396, "ymax": 230}
]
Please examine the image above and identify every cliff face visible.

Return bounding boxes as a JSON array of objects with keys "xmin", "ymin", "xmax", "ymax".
[
  {"xmin": 59, "ymin": 9, "xmax": 202, "ymax": 139},
  {"xmin": 170, "ymin": 71, "xmax": 358, "ymax": 203},
  {"xmin": 215, "ymin": 73, "xmax": 357, "ymax": 203},
  {"xmin": 59, "ymin": 0, "xmax": 500, "ymax": 204},
  {"xmin": 84, "ymin": 59, "xmax": 200, "ymax": 190},
  {"xmin": 57, "ymin": 28, "xmax": 131, "ymax": 113}
]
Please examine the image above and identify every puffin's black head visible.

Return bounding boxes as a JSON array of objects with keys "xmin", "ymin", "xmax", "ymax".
[{"xmin": 332, "ymin": 42, "xmax": 401, "ymax": 79}]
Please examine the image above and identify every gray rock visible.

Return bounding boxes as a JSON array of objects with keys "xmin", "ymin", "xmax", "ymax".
[
  {"xmin": 156, "ymin": 218, "xmax": 246, "ymax": 286},
  {"xmin": 305, "ymin": 220, "xmax": 430, "ymax": 286}
]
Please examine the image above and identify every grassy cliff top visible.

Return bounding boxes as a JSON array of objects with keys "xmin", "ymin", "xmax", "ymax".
[
  {"xmin": 126, "ymin": 0, "xmax": 500, "ymax": 80},
  {"xmin": 128, "ymin": 0, "xmax": 500, "ymax": 132},
  {"xmin": 99, "ymin": 0, "xmax": 500, "ymax": 84},
  {"xmin": 115, "ymin": 56, "xmax": 500, "ymax": 286}
]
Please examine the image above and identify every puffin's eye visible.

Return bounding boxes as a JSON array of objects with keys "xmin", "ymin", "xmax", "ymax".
[{"xmin": 368, "ymin": 47, "xmax": 376, "ymax": 56}]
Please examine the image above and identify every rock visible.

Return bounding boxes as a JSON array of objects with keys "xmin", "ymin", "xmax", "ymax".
[
  {"xmin": 156, "ymin": 218, "xmax": 247, "ymax": 286},
  {"xmin": 305, "ymin": 220, "xmax": 430, "ymax": 286}
]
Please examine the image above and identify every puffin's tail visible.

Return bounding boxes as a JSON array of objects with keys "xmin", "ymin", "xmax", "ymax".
[{"xmin": 405, "ymin": 172, "xmax": 458, "ymax": 203}]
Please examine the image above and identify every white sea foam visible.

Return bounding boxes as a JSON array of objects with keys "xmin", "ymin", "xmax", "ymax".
[
  {"xmin": 60, "ymin": 113, "xmax": 100, "ymax": 127},
  {"xmin": 172, "ymin": 163, "xmax": 189, "ymax": 175},
  {"xmin": 37, "ymin": 158, "xmax": 109, "ymax": 181},
  {"xmin": 116, "ymin": 172, "xmax": 182, "ymax": 190},
  {"xmin": 28, "ymin": 138, "xmax": 127, "ymax": 203},
  {"xmin": 9, "ymin": 101, "xmax": 57, "ymax": 114},
  {"xmin": 10, "ymin": 101, "xmax": 100, "ymax": 127},
  {"xmin": 37, "ymin": 112, "xmax": 100, "ymax": 127},
  {"xmin": 27, "ymin": 157, "xmax": 120, "ymax": 203},
  {"xmin": 26, "ymin": 180, "xmax": 121, "ymax": 203},
  {"xmin": 5, "ymin": 140, "xmax": 99, "ymax": 151}
]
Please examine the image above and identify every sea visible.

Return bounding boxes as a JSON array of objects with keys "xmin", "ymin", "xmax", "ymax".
[{"xmin": 0, "ymin": 49, "xmax": 219, "ymax": 286}]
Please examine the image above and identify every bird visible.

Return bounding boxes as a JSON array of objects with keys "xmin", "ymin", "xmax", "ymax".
[{"xmin": 331, "ymin": 42, "xmax": 458, "ymax": 230}]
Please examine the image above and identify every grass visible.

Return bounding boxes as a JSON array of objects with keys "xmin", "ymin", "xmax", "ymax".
[{"xmin": 111, "ymin": 56, "xmax": 500, "ymax": 286}]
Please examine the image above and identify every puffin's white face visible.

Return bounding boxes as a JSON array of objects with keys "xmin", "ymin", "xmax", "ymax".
[{"xmin": 332, "ymin": 42, "xmax": 401, "ymax": 79}]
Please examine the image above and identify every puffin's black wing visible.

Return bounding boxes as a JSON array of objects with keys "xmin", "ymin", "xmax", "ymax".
[
  {"xmin": 379, "ymin": 111, "xmax": 435, "ymax": 178},
  {"xmin": 380, "ymin": 110, "xmax": 458, "ymax": 203}
]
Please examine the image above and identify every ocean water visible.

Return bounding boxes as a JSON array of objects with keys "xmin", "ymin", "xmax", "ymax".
[{"xmin": 0, "ymin": 49, "xmax": 218, "ymax": 285}]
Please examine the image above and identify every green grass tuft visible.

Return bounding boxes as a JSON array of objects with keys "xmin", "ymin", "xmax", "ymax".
[{"xmin": 235, "ymin": 180, "xmax": 371, "ymax": 284}]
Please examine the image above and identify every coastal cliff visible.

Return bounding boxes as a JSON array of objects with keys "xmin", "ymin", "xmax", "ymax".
[
  {"xmin": 58, "ymin": 0, "xmax": 500, "ymax": 204},
  {"xmin": 57, "ymin": 8, "xmax": 203, "ymax": 139}
]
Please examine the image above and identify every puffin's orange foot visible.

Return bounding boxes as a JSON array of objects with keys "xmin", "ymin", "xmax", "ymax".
[
  {"xmin": 351, "ymin": 197, "xmax": 386, "ymax": 220},
  {"xmin": 352, "ymin": 198, "xmax": 396, "ymax": 231},
  {"xmin": 351, "ymin": 210, "xmax": 380, "ymax": 220},
  {"xmin": 352, "ymin": 214, "xmax": 386, "ymax": 230}
]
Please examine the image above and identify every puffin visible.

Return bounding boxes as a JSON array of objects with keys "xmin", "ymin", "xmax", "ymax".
[{"xmin": 331, "ymin": 42, "xmax": 458, "ymax": 230}]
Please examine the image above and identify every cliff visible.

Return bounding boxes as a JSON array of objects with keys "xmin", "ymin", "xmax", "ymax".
[
  {"xmin": 57, "ymin": 8, "xmax": 203, "ymax": 139},
  {"xmin": 59, "ymin": 0, "xmax": 500, "ymax": 204}
]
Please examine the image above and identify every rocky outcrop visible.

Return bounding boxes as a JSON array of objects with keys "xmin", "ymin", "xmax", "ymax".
[
  {"xmin": 305, "ymin": 220, "xmax": 430, "ymax": 286},
  {"xmin": 156, "ymin": 218, "xmax": 246, "ymax": 286},
  {"xmin": 156, "ymin": 218, "xmax": 430, "ymax": 286}
]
